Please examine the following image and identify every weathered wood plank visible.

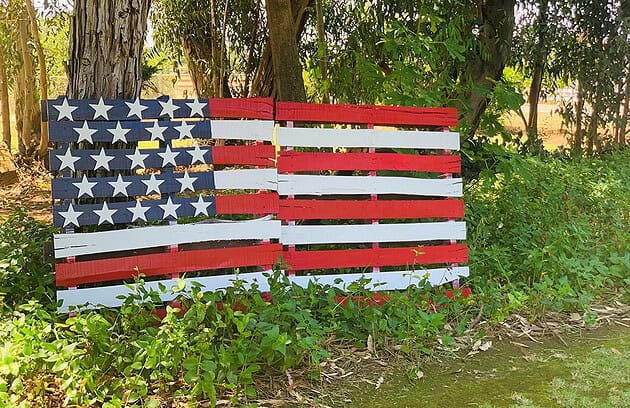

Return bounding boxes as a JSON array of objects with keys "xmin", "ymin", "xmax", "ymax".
[
  {"xmin": 54, "ymin": 220, "xmax": 281, "ymax": 258},
  {"xmin": 281, "ymin": 221, "xmax": 466, "ymax": 245},
  {"xmin": 48, "ymin": 119, "xmax": 275, "ymax": 143},
  {"xmin": 282, "ymin": 243, "xmax": 468, "ymax": 271},
  {"xmin": 56, "ymin": 243, "xmax": 283, "ymax": 287},
  {"xmin": 276, "ymin": 102, "xmax": 458, "ymax": 127},
  {"xmin": 278, "ymin": 151, "xmax": 461, "ymax": 173},
  {"xmin": 278, "ymin": 199, "xmax": 465, "ymax": 220},
  {"xmin": 277, "ymin": 175, "xmax": 463, "ymax": 197},
  {"xmin": 276, "ymin": 127, "xmax": 460, "ymax": 149}
]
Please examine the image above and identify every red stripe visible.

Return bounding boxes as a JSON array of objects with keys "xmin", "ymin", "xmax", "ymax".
[
  {"xmin": 209, "ymin": 98, "xmax": 273, "ymax": 119},
  {"xmin": 278, "ymin": 152, "xmax": 461, "ymax": 173},
  {"xmin": 56, "ymin": 244, "xmax": 282, "ymax": 287},
  {"xmin": 282, "ymin": 244, "xmax": 467, "ymax": 271},
  {"xmin": 213, "ymin": 145, "xmax": 276, "ymax": 166},
  {"xmin": 279, "ymin": 199, "xmax": 464, "ymax": 220},
  {"xmin": 276, "ymin": 102, "xmax": 458, "ymax": 127},
  {"xmin": 216, "ymin": 192, "xmax": 279, "ymax": 214}
]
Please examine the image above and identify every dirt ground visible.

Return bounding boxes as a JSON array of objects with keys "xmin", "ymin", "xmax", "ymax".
[{"xmin": 504, "ymin": 103, "xmax": 569, "ymax": 148}]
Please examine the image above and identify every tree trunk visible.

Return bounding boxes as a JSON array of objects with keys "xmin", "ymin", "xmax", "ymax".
[
  {"xmin": 0, "ymin": 49, "xmax": 10, "ymax": 151},
  {"xmin": 462, "ymin": 0, "xmax": 515, "ymax": 138},
  {"xmin": 315, "ymin": 0, "xmax": 328, "ymax": 103},
  {"xmin": 587, "ymin": 107, "xmax": 598, "ymax": 156},
  {"xmin": 572, "ymin": 80, "xmax": 584, "ymax": 156},
  {"xmin": 24, "ymin": 0, "xmax": 49, "ymax": 159},
  {"xmin": 17, "ymin": 17, "xmax": 34, "ymax": 155},
  {"xmin": 525, "ymin": 0, "xmax": 548, "ymax": 146},
  {"xmin": 252, "ymin": 0, "xmax": 310, "ymax": 99},
  {"xmin": 67, "ymin": 0, "xmax": 150, "ymax": 99},
  {"xmin": 619, "ymin": 69, "xmax": 629, "ymax": 147}
]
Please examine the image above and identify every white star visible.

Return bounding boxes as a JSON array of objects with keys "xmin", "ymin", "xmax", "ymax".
[
  {"xmin": 190, "ymin": 195, "xmax": 213, "ymax": 216},
  {"xmin": 175, "ymin": 121, "xmax": 195, "ymax": 139},
  {"xmin": 176, "ymin": 171, "xmax": 197, "ymax": 192},
  {"xmin": 126, "ymin": 148, "xmax": 149, "ymax": 169},
  {"xmin": 127, "ymin": 200, "xmax": 149, "ymax": 222},
  {"xmin": 57, "ymin": 146, "xmax": 80, "ymax": 171},
  {"xmin": 75, "ymin": 121, "xmax": 98, "ymax": 144},
  {"xmin": 186, "ymin": 98, "xmax": 206, "ymax": 117},
  {"xmin": 73, "ymin": 174, "xmax": 97, "ymax": 198},
  {"xmin": 108, "ymin": 174, "xmax": 132, "ymax": 197},
  {"xmin": 94, "ymin": 202, "xmax": 117, "ymax": 225},
  {"xmin": 147, "ymin": 121, "xmax": 167, "ymax": 141},
  {"xmin": 107, "ymin": 121, "xmax": 130, "ymax": 143},
  {"xmin": 89, "ymin": 97, "xmax": 113, "ymax": 120},
  {"xmin": 125, "ymin": 97, "xmax": 148, "ymax": 119},
  {"xmin": 141, "ymin": 174, "xmax": 164, "ymax": 195},
  {"xmin": 90, "ymin": 148, "xmax": 114, "ymax": 171},
  {"xmin": 159, "ymin": 197, "xmax": 181, "ymax": 220},
  {"xmin": 158, "ymin": 97, "xmax": 179, "ymax": 118},
  {"xmin": 52, "ymin": 98, "xmax": 77, "ymax": 121},
  {"xmin": 59, "ymin": 203, "xmax": 82, "ymax": 227},
  {"xmin": 187, "ymin": 145, "xmax": 207, "ymax": 164},
  {"xmin": 158, "ymin": 145, "xmax": 180, "ymax": 167}
]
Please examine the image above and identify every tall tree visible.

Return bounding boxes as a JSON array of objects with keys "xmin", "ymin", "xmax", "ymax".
[
  {"xmin": 265, "ymin": 0, "xmax": 306, "ymax": 101},
  {"xmin": 67, "ymin": 0, "xmax": 150, "ymax": 99}
]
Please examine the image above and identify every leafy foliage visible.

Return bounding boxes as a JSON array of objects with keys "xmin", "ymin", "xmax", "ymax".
[
  {"xmin": 0, "ymin": 206, "xmax": 55, "ymax": 308},
  {"xmin": 467, "ymin": 150, "xmax": 630, "ymax": 320}
]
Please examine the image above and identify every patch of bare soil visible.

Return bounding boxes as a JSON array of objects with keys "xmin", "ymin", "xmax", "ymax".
[{"xmin": 0, "ymin": 162, "xmax": 52, "ymax": 224}]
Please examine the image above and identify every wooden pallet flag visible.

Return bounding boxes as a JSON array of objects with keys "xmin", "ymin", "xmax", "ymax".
[
  {"xmin": 47, "ymin": 97, "xmax": 279, "ymax": 311},
  {"xmin": 275, "ymin": 102, "xmax": 469, "ymax": 290}
]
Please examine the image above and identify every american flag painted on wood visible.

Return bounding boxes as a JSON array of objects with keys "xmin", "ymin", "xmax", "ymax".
[
  {"xmin": 47, "ymin": 96, "xmax": 279, "ymax": 311},
  {"xmin": 275, "ymin": 102, "xmax": 469, "ymax": 290}
]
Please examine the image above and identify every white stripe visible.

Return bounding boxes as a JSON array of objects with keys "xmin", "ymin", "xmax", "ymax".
[
  {"xmin": 57, "ymin": 271, "xmax": 274, "ymax": 312},
  {"xmin": 289, "ymin": 267, "xmax": 469, "ymax": 290},
  {"xmin": 210, "ymin": 120, "xmax": 274, "ymax": 141},
  {"xmin": 54, "ymin": 220, "xmax": 281, "ymax": 258},
  {"xmin": 214, "ymin": 169, "xmax": 278, "ymax": 190},
  {"xmin": 57, "ymin": 267, "xmax": 469, "ymax": 311},
  {"xmin": 276, "ymin": 127, "xmax": 460, "ymax": 150},
  {"xmin": 278, "ymin": 175, "xmax": 462, "ymax": 197},
  {"xmin": 281, "ymin": 221, "xmax": 466, "ymax": 245}
]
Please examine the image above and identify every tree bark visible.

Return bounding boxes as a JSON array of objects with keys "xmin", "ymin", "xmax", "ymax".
[
  {"xmin": 462, "ymin": 0, "xmax": 515, "ymax": 138},
  {"xmin": 572, "ymin": 80, "xmax": 584, "ymax": 156},
  {"xmin": 525, "ymin": 0, "xmax": 548, "ymax": 145},
  {"xmin": 67, "ymin": 0, "xmax": 150, "ymax": 99},
  {"xmin": 619, "ymin": 69, "xmax": 629, "ymax": 147},
  {"xmin": 315, "ymin": 0, "xmax": 328, "ymax": 102},
  {"xmin": 17, "ymin": 17, "xmax": 34, "ymax": 155},
  {"xmin": 24, "ymin": 0, "xmax": 49, "ymax": 159},
  {"xmin": 253, "ymin": 0, "xmax": 310, "ymax": 100},
  {"xmin": 0, "ymin": 49, "xmax": 10, "ymax": 151}
]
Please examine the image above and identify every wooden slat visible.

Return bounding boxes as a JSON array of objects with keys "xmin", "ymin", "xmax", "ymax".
[
  {"xmin": 277, "ymin": 175, "xmax": 462, "ymax": 197},
  {"xmin": 54, "ymin": 220, "xmax": 281, "ymax": 258},
  {"xmin": 213, "ymin": 169, "xmax": 277, "ymax": 190},
  {"xmin": 50, "ymin": 145, "xmax": 274, "ymax": 171},
  {"xmin": 57, "ymin": 266, "xmax": 469, "ymax": 311},
  {"xmin": 48, "ymin": 119, "xmax": 274, "ymax": 143},
  {"xmin": 215, "ymin": 192, "xmax": 279, "ymax": 214},
  {"xmin": 57, "ymin": 271, "xmax": 274, "ymax": 311},
  {"xmin": 282, "ymin": 244, "xmax": 468, "ymax": 271},
  {"xmin": 46, "ymin": 97, "xmax": 273, "ymax": 121},
  {"xmin": 52, "ymin": 193, "xmax": 278, "ymax": 227},
  {"xmin": 289, "ymin": 266, "xmax": 470, "ymax": 290},
  {"xmin": 276, "ymin": 127, "xmax": 460, "ymax": 150},
  {"xmin": 52, "ymin": 169, "xmax": 277, "ymax": 199},
  {"xmin": 278, "ymin": 199, "xmax": 464, "ymax": 220},
  {"xmin": 281, "ymin": 221, "xmax": 466, "ymax": 245},
  {"xmin": 276, "ymin": 102, "xmax": 458, "ymax": 127},
  {"xmin": 278, "ymin": 151, "xmax": 461, "ymax": 173},
  {"xmin": 56, "ymin": 243, "xmax": 283, "ymax": 287}
]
